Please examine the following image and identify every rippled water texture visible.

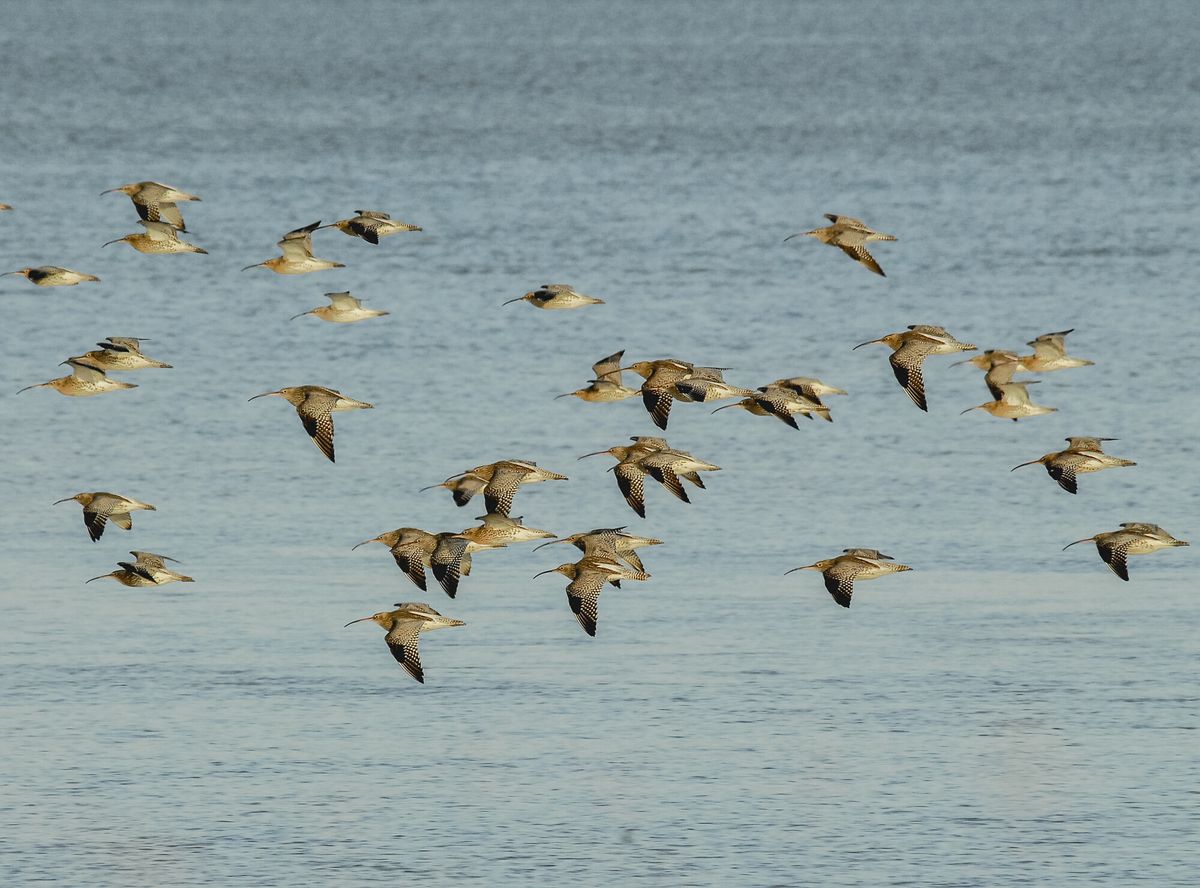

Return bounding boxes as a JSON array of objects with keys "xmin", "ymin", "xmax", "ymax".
[{"xmin": 1, "ymin": 2, "xmax": 1196, "ymax": 885}]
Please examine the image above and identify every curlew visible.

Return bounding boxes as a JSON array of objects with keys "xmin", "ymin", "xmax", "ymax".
[
  {"xmin": 248, "ymin": 385, "xmax": 373, "ymax": 462},
  {"xmin": 475, "ymin": 460, "xmax": 568, "ymax": 516},
  {"xmin": 534, "ymin": 556, "xmax": 650, "ymax": 636},
  {"xmin": 354, "ymin": 527, "xmax": 453, "ymax": 593},
  {"xmin": 290, "ymin": 291, "xmax": 388, "ymax": 323},
  {"xmin": 785, "ymin": 551, "xmax": 912, "ymax": 608},
  {"xmin": 503, "ymin": 283, "xmax": 604, "ymax": 310},
  {"xmin": 581, "ymin": 439, "xmax": 719, "ymax": 517},
  {"xmin": 319, "ymin": 210, "xmax": 421, "ymax": 244},
  {"xmin": 103, "ymin": 220, "xmax": 207, "ymax": 254},
  {"xmin": 102, "ymin": 181, "xmax": 200, "ymax": 230},
  {"xmin": 1063, "ymin": 523, "xmax": 1188, "ymax": 581},
  {"xmin": 420, "ymin": 473, "xmax": 489, "ymax": 508},
  {"xmin": 1011, "ymin": 437, "xmax": 1136, "ymax": 494},
  {"xmin": 854, "ymin": 325, "xmax": 976, "ymax": 411},
  {"xmin": 55, "ymin": 491, "xmax": 156, "ymax": 541},
  {"xmin": 713, "ymin": 385, "xmax": 831, "ymax": 427},
  {"xmin": 78, "ymin": 337, "xmax": 172, "ymax": 371},
  {"xmin": 769, "ymin": 376, "xmax": 848, "ymax": 403},
  {"xmin": 3, "ymin": 266, "xmax": 99, "ymax": 286},
  {"xmin": 556, "ymin": 349, "xmax": 640, "ymax": 402},
  {"xmin": 18, "ymin": 357, "xmax": 136, "ymax": 397},
  {"xmin": 1022, "ymin": 329, "xmax": 1094, "ymax": 372},
  {"xmin": 621, "ymin": 358, "xmax": 732, "ymax": 430},
  {"xmin": 535, "ymin": 527, "xmax": 663, "ymax": 574},
  {"xmin": 344, "ymin": 602, "xmax": 464, "ymax": 683},
  {"xmin": 242, "ymin": 221, "xmax": 344, "ymax": 274},
  {"xmin": 784, "ymin": 213, "xmax": 897, "ymax": 276},
  {"xmin": 961, "ymin": 380, "xmax": 1056, "ymax": 421},
  {"xmin": 424, "ymin": 515, "xmax": 556, "ymax": 598},
  {"xmin": 672, "ymin": 367, "xmax": 753, "ymax": 404},
  {"xmin": 86, "ymin": 551, "xmax": 193, "ymax": 587}
]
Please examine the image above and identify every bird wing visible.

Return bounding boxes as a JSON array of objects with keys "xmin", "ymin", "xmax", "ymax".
[
  {"xmin": 68, "ymin": 359, "xmax": 107, "ymax": 383},
  {"xmin": 384, "ymin": 621, "xmax": 426, "ymax": 682},
  {"xmin": 1096, "ymin": 537, "xmax": 1133, "ymax": 581},
  {"xmin": 592, "ymin": 350, "xmax": 625, "ymax": 384},
  {"xmin": 327, "ymin": 291, "xmax": 361, "ymax": 309},
  {"xmin": 155, "ymin": 201, "xmax": 187, "ymax": 230},
  {"xmin": 888, "ymin": 343, "xmax": 930, "ymax": 411},
  {"xmin": 825, "ymin": 214, "xmax": 869, "ymax": 229},
  {"xmin": 109, "ymin": 512, "xmax": 133, "ymax": 530},
  {"xmin": 641, "ymin": 387, "xmax": 675, "ymax": 430},
  {"xmin": 347, "ymin": 217, "xmax": 383, "ymax": 244},
  {"xmin": 565, "ymin": 569, "xmax": 608, "ymax": 636},
  {"xmin": 431, "ymin": 536, "xmax": 471, "ymax": 598},
  {"xmin": 613, "ymin": 462, "xmax": 648, "ymax": 518},
  {"xmin": 822, "ymin": 562, "xmax": 860, "ymax": 608},
  {"xmin": 81, "ymin": 501, "xmax": 116, "ymax": 541},
  {"xmin": 483, "ymin": 464, "xmax": 528, "ymax": 517},
  {"xmin": 297, "ymin": 391, "xmax": 338, "ymax": 462},
  {"xmin": 450, "ymin": 475, "xmax": 486, "ymax": 507},
  {"xmin": 1045, "ymin": 460, "xmax": 1079, "ymax": 494},
  {"xmin": 997, "ymin": 383, "xmax": 1034, "ymax": 406},
  {"xmin": 752, "ymin": 391, "xmax": 803, "ymax": 429},
  {"xmin": 1030, "ymin": 331, "xmax": 1070, "ymax": 360},
  {"xmin": 278, "ymin": 221, "xmax": 320, "ymax": 258},
  {"xmin": 137, "ymin": 219, "xmax": 180, "ymax": 242},
  {"xmin": 838, "ymin": 244, "xmax": 885, "ymax": 276},
  {"xmin": 391, "ymin": 542, "xmax": 429, "ymax": 591}
]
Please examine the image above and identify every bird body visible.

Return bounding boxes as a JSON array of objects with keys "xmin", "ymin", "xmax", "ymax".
[
  {"xmin": 3, "ymin": 266, "xmax": 100, "ymax": 286},
  {"xmin": 86, "ymin": 551, "xmax": 193, "ymax": 586},
  {"xmin": 961, "ymin": 381, "xmax": 1056, "ymax": 421},
  {"xmin": 242, "ymin": 221, "xmax": 344, "ymax": 274},
  {"xmin": 1011, "ymin": 437, "xmax": 1135, "ymax": 493},
  {"xmin": 18, "ymin": 357, "xmax": 136, "ymax": 397},
  {"xmin": 769, "ymin": 376, "xmax": 848, "ymax": 401},
  {"xmin": 79, "ymin": 337, "xmax": 171, "ymax": 370},
  {"xmin": 55, "ymin": 491, "xmax": 156, "ymax": 541},
  {"xmin": 1022, "ymin": 329, "xmax": 1093, "ymax": 372},
  {"xmin": 557, "ymin": 350, "xmax": 640, "ymax": 402},
  {"xmin": 786, "ymin": 552, "xmax": 912, "ymax": 607},
  {"xmin": 855, "ymin": 325, "xmax": 976, "ymax": 411},
  {"xmin": 1063, "ymin": 523, "xmax": 1188, "ymax": 581},
  {"xmin": 249, "ymin": 385, "xmax": 373, "ymax": 462},
  {"xmin": 785, "ymin": 213, "xmax": 896, "ymax": 276},
  {"xmin": 290, "ymin": 291, "xmax": 388, "ymax": 323},
  {"xmin": 344, "ymin": 603, "xmax": 465, "ymax": 683},
  {"xmin": 713, "ymin": 385, "xmax": 830, "ymax": 427},
  {"xmin": 534, "ymin": 556, "xmax": 650, "ymax": 636},
  {"xmin": 504, "ymin": 283, "xmax": 604, "ymax": 310},
  {"xmin": 535, "ymin": 527, "xmax": 663, "ymax": 573},
  {"xmin": 102, "ymin": 181, "xmax": 200, "ymax": 230},
  {"xmin": 320, "ymin": 211, "xmax": 421, "ymax": 244},
  {"xmin": 103, "ymin": 220, "xmax": 207, "ymax": 254}
]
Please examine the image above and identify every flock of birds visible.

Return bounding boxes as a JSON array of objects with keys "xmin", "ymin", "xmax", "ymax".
[{"xmin": 6, "ymin": 193, "xmax": 1189, "ymax": 683}]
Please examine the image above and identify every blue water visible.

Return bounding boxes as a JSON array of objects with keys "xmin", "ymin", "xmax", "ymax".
[{"xmin": 1, "ymin": 2, "xmax": 1196, "ymax": 885}]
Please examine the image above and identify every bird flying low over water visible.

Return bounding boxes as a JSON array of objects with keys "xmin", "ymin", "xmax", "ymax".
[
  {"xmin": 961, "ymin": 381, "xmax": 1056, "ymax": 421},
  {"xmin": 785, "ymin": 214, "xmax": 897, "ymax": 276},
  {"xmin": 319, "ymin": 211, "xmax": 421, "ymax": 244},
  {"xmin": 534, "ymin": 556, "xmax": 650, "ymax": 636},
  {"xmin": 1063, "ymin": 523, "xmax": 1188, "ymax": 581},
  {"xmin": 535, "ymin": 527, "xmax": 663, "ymax": 574},
  {"xmin": 17, "ymin": 356, "xmax": 136, "ymax": 397},
  {"xmin": 425, "ymin": 460, "xmax": 568, "ymax": 516},
  {"xmin": 248, "ymin": 385, "xmax": 373, "ymax": 462},
  {"xmin": 354, "ymin": 527, "xmax": 456, "ymax": 593},
  {"xmin": 854, "ymin": 325, "xmax": 976, "ymax": 411},
  {"xmin": 242, "ymin": 221, "xmax": 344, "ymax": 274},
  {"xmin": 55, "ymin": 491, "xmax": 156, "ymax": 541},
  {"xmin": 580, "ymin": 437, "xmax": 719, "ymax": 518},
  {"xmin": 504, "ymin": 283, "xmax": 604, "ymax": 310},
  {"xmin": 86, "ymin": 550, "xmax": 193, "ymax": 586},
  {"xmin": 712, "ymin": 385, "xmax": 830, "ymax": 427},
  {"xmin": 556, "ymin": 349, "xmax": 640, "ymax": 402},
  {"xmin": 1021, "ymin": 329, "xmax": 1094, "ymax": 372},
  {"xmin": 2, "ymin": 266, "xmax": 99, "ymax": 286},
  {"xmin": 1011, "ymin": 437, "xmax": 1135, "ymax": 493},
  {"xmin": 102, "ymin": 181, "xmax": 200, "ymax": 230},
  {"xmin": 78, "ymin": 337, "xmax": 172, "ymax": 370},
  {"xmin": 344, "ymin": 603, "xmax": 464, "ymax": 683},
  {"xmin": 103, "ymin": 220, "xmax": 208, "ymax": 254},
  {"xmin": 785, "ymin": 550, "xmax": 912, "ymax": 608},
  {"xmin": 290, "ymin": 291, "xmax": 388, "ymax": 323}
]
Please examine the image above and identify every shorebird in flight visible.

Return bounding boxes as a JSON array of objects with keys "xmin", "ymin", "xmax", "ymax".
[
  {"xmin": 55, "ymin": 491, "xmax": 156, "ymax": 541},
  {"xmin": 103, "ymin": 220, "xmax": 207, "ymax": 254},
  {"xmin": 319, "ymin": 211, "xmax": 421, "ymax": 244},
  {"xmin": 86, "ymin": 551, "xmax": 193, "ymax": 586},
  {"xmin": 242, "ymin": 221, "xmax": 344, "ymax": 274},
  {"xmin": 420, "ymin": 474, "xmax": 488, "ymax": 508},
  {"xmin": 786, "ymin": 550, "xmax": 912, "ymax": 608},
  {"xmin": 785, "ymin": 214, "xmax": 897, "ymax": 276},
  {"xmin": 1021, "ymin": 329, "xmax": 1094, "ymax": 372},
  {"xmin": 102, "ymin": 181, "xmax": 200, "ymax": 230},
  {"xmin": 1011, "ymin": 437, "xmax": 1135, "ymax": 493},
  {"xmin": 535, "ymin": 527, "xmax": 663, "ymax": 574},
  {"xmin": 18, "ymin": 357, "xmax": 136, "ymax": 397},
  {"xmin": 353, "ymin": 527, "xmax": 457, "ymax": 593},
  {"xmin": 248, "ymin": 385, "xmax": 373, "ymax": 462},
  {"xmin": 713, "ymin": 385, "xmax": 830, "ymax": 427},
  {"xmin": 344, "ymin": 602, "xmax": 464, "ymax": 683},
  {"xmin": 620, "ymin": 358, "xmax": 733, "ymax": 429},
  {"xmin": 534, "ymin": 556, "xmax": 650, "ymax": 636},
  {"xmin": 581, "ymin": 439, "xmax": 719, "ymax": 517},
  {"xmin": 961, "ymin": 381, "xmax": 1056, "ymax": 421},
  {"xmin": 1063, "ymin": 523, "xmax": 1188, "ymax": 581},
  {"xmin": 556, "ymin": 349, "xmax": 640, "ymax": 402},
  {"xmin": 855, "ymin": 325, "xmax": 976, "ymax": 411},
  {"xmin": 3, "ymin": 266, "xmax": 99, "ymax": 286},
  {"xmin": 426, "ymin": 460, "xmax": 567, "ymax": 515},
  {"xmin": 504, "ymin": 283, "xmax": 604, "ymax": 310},
  {"xmin": 76, "ymin": 337, "xmax": 172, "ymax": 370},
  {"xmin": 290, "ymin": 291, "xmax": 388, "ymax": 323}
]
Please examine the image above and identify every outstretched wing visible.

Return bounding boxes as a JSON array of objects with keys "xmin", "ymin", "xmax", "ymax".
[
  {"xmin": 297, "ymin": 391, "xmax": 337, "ymax": 462},
  {"xmin": 384, "ymin": 621, "xmax": 425, "ymax": 682},
  {"xmin": 839, "ymin": 244, "xmax": 884, "ymax": 276},
  {"xmin": 1096, "ymin": 538, "xmax": 1132, "ymax": 581},
  {"xmin": 641, "ymin": 387, "xmax": 674, "ymax": 430},
  {"xmin": 613, "ymin": 463, "xmax": 647, "ymax": 518},
  {"xmin": 391, "ymin": 542, "xmax": 429, "ymax": 591},
  {"xmin": 889, "ymin": 344, "xmax": 929, "ymax": 411},
  {"xmin": 431, "ymin": 537, "xmax": 471, "ymax": 598}
]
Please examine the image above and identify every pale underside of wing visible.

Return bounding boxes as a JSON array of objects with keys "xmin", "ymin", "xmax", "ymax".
[
  {"xmin": 641, "ymin": 387, "xmax": 675, "ymax": 430},
  {"xmin": 614, "ymin": 462, "xmax": 648, "ymax": 518},
  {"xmin": 385, "ymin": 622, "xmax": 426, "ymax": 682},
  {"xmin": 431, "ymin": 537, "xmax": 472, "ymax": 598},
  {"xmin": 297, "ymin": 392, "xmax": 338, "ymax": 462},
  {"xmin": 592, "ymin": 350, "xmax": 625, "ymax": 383},
  {"xmin": 391, "ymin": 542, "xmax": 430, "ymax": 591},
  {"xmin": 838, "ymin": 243, "xmax": 885, "ymax": 276},
  {"xmin": 888, "ymin": 344, "xmax": 930, "ymax": 411},
  {"xmin": 1096, "ymin": 538, "xmax": 1132, "ymax": 581},
  {"xmin": 327, "ymin": 291, "xmax": 361, "ymax": 309}
]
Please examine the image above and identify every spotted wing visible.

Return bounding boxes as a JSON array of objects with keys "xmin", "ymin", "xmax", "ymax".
[
  {"xmin": 109, "ymin": 512, "xmax": 133, "ymax": 531},
  {"xmin": 613, "ymin": 462, "xmax": 647, "ymax": 518},
  {"xmin": 297, "ymin": 391, "xmax": 338, "ymax": 462},
  {"xmin": 384, "ymin": 621, "xmax": 425, "ymax": 682},
  {"xmin": 642, "ymin": 463, "xmax": 690, "ymax": 503},
  {"xmin": 431, "ymin": 537, "xmax": 471, "ymax": 598},
  {"xmin": 1096, "ymin": 538, "xmax": 1132, "ymax": 581},
  {"xmin": 565, "ymin": 569, "xmax": 608, "ymax": 637},
  {"xmin": 347, "ymin": 218, "xmax": 382, "ymax": 244},
  {"xmin": 753, "ymin": 391, "xmax": 803, "ymax": 429},
  {"xmin": 822, "ymin": 563, "xmax": 860, "ymax": 608},
  {"xmin": 391, "ymin": 542, "xmax": 429, "ymax": 591},
  {"xmin": 617, "ymin": 548, "xmax": 646, "ymax": 574},
  {"xmin": 681, "ymin": 471, "xmax": 705, "ymax": 489},
  {"xmin": 641, "ymin": 387, "xmax": 674, "ymax": 430},
  {"xmin": 82, "ymin": 504, "xmax": 113, "ymax": 541},
  {"xmin": 838, "ymin": 244, "xmax": 884, "ymax": 277},
  {"xmin": 451, "ymin": 475, "xmax": 486, "ymax": 507},
  {"xmin": 888, "ymin": 343, "xmax": 930, "ymax": 411},
  {"xmin": 118, "ymin": 560, "xmax": 156, "ymax": 582},
  {"xmin": 484, "ymin": 464, "xmax": 527, "ymax": 517},
  {"xmin": 1045, "ymin": 461, "xmax": 1079, "ymax": 494}
]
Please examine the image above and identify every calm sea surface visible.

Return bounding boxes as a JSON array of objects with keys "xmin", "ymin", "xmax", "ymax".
[{"xmin": 1, "ymin": 2, "xmax": 1197, "ymax": 885}]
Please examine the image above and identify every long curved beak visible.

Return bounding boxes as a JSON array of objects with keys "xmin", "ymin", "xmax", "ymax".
[
  {"xmin": 1, "ymin": 270, "xmax": 23, "ymax": 277},
  {"xmin": 783, "ymin": 231, "xmax": 814, "ymax": 243},
  {"xmin": 852, "ymin": 338, "xmax": 884, "ymax": 350},
  {"xmin": 417, "ymin": 484, "xmax": 444, "ymax": 493},
  {"xmin": 248, "ymin": 390, "xmax": 281, "ymax": 401},
  {"xmin": 554, "ymin": 392, "xmax": 578, "ymax": 400},
  {"xmin": 783, "ymin": 564, "xmax": 818, "ymax": 575},
  {"xmin": 241, "ymin": 261, "xmax": 266, "ymax": 271},
  {"xmin": 343, "ymin": 616, "xmax": 375, "ymax": 627},
  {"xmin": 501, "ymin": 296, "xmax": 526, "ymax": 305},
  {"xmin": 101, "ymin": 238, "xmax": 123, "ymax": 248},
  {"xmin": 1010, "ymin": 460, "xmax": 1041, "ymax": 471},
  {"xmin": 533, "ymin": 539, "xmax": 568, "ymax": 552},
  {"xmin": 99, "ymin": 188, "xmax": 122, "ymax": 196},
  {"xmin": 960, "ymin": 405, "xmax": 985, "ymax": 415},
  {"xmin": 52, "ymin": 497, "xmax": 77, "ymax": 505},
  {"xmin": 950, "ymin": 357, "xmax": 977, "ymax": 367},
  {"xmin": 84, "ymin": 574, "xmax": 111, "ymax": 584},
  {"xmin": 288, "ymin": 311, "xmax": 311, "ymax": 321},
  {"xmin": 532, "ymin": 568, "xmax": 558, "ymax": 579},
  {"xmin": 1062, "ymin": 537, "xmax": 1096, "ymax": 551},
  {"xmin": 711, "ymin": 404, "xmax": 738, "ymax": 414},
  {"xmin": 352, "ymin": 537, "xmax": 383, "ymax": 550},
  {"xmin": 15, "ymin": 383, "xmax": 45, "ymax": 394},
  {"xmin": 577, "ymin": 450, "xmax": 612, "ymax": 460}
]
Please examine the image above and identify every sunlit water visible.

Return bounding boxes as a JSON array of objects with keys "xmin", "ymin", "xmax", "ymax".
[{"xmin": 1, "ymin": 2, "xmax": 1196, "ymax": 885}]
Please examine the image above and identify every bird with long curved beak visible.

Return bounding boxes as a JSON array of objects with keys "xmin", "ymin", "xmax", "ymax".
[
  {"xmin": 102, "ymin": 181, "xmax": 200, "ymax": 231},
  {"xmin": 960, "ymin": 381, "xmax": 1056, "ymax": 421},
  {"xmin": 534, "ymin": 528, "xmax": 663, "ymax": 574},
  {"xmin": 242, "ymin": 221, "xmax": 344, "ymax": 274},
  {"xmin": 503, "ymin": 283, "xmax": 604, "ymax": 310},
  {"xmin": 55, "ymin": 491, "xmax": 156, "ymax": 541},
  {"xmin": 784, "ymin": 551, "xmax": 912, "ymax": 608},
  {"xmin": 1062, "ymin": 523, "xmax": 1188, "ymax": 581},
  {"xmin": 3, "ymin": 266, "xmax": 100, "ymax": 286},
  {"xmin": 533, "ymin": 557, "xmax": 649, "ymax": 637},
  {"xmin": 103, "ymin": 220, "xmax": 207, "ymax": 254},
  {"xmin": 344, "ymin": 603, "xmax": 464, "ymax": 683},
  {"xmin": 18, "ymin": 357, "xmax": 136, "ymax": 397},
  {"xmin": 854, "ymin": 325, "xmax": 975, "ymax": 412},
  {"xmin": 1011, "ymin": 437, "xmax": 1135, "ymax": 494},
  {"xmin": 784, "ymin": 213, "xmax": 896, "ymax": 276},
  {"xmin": 248, "ymin": 385, "xmax": 373, "ymax": 463}
]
